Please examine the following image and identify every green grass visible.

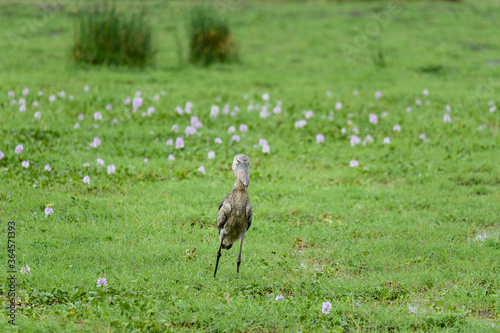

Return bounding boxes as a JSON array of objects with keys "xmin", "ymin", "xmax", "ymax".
[{"xmin": 0, "ymin": 0, "xmax": 499, "ymax": 331}]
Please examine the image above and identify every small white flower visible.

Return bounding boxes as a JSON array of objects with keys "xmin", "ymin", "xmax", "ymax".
[
  {"xmin": 44, "ymin": 164, "xmax": 51, "ymax": 171},
  {"xmin": 374, "ymin": 91, "xmax": 382, "ymax": 99},
  {"xmin": 198, "ymin": 166, "xmax": 206, "ymax": 174},
  {"xmin": 393, "ymin": 124, "xmax": 401, "ymax": 132},
  {"xmin": 419, "ymin": 133, "xmax": 426, "ymax": 140},
  {"xmin": 383, "ymin": 137, "xmax": 391, "ymax": 144},
  {"xmin": 208, "ymin": 151, "xmax": 215, "ymax": 159},
  {"xmin": 22, "ymin": 160, "xmax": 29, "ymax": 168},
  {"xmin": 214, "ymin": 138, "xmax": 222, "ymax": 144},
  {"xmin": 168, "ymin": 154, "xmax": 175, "ymax": 161},
  {"xmin": 489, "ymin": 106, "xmax": 497, "ymax": 113},
  {"xmin": 262, "ymin": 93, "xmax": 269, "ymax": 101},
  {"xmin": 349, "ymin": 160, "xmax": 359, "ymax": 167},
  {"xmin": 335, "ymin": 102, "xmax": 342, "ymax": 110},
  {"xmin": 83, "ymin": 176, "xmax": 90, "ymax": 184},
  {"xmin": 97, "ymin": 158, "xmax": 104, "ymax": 166},
  {"xmin": 107, "ymin": 165, "xmax": 116, "ymax": 174},
  {"xmin": 443, "ymin": 114, "xmax": 451, "ymax": 122},
  {"xmin": 369, "ymin": 113, "xmax": 378, "ymax": 125},
  {"xmin": 423, "ymin": 89, "xmax": 429, "ymax": 96},
  {"xmin": 34, "ymin": 111, "xmax": 41, "ymax": 119}
]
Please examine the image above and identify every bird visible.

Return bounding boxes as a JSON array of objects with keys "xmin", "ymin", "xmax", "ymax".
[{"xmin": 214, "ymin": 153, "xmax": 252, "ymax": 277}]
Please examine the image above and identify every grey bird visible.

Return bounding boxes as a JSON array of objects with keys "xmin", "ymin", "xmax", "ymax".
[{"xmin": 214, "ymin": 153, "xmax": 252, "ymax": 277}]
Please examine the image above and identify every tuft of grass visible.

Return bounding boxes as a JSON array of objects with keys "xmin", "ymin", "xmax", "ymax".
[
  {"xmin": 72, "ymin": 3, "xmax": 153, "ymax": 67},
  {"xmin": 188, "ymin": 6, "xmax": 238, "ymax": 66}
]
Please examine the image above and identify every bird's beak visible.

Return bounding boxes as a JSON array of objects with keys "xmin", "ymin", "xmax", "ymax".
[{"xmin": 237, "ymin": 163, "xmax": 250, "ymax": 187}]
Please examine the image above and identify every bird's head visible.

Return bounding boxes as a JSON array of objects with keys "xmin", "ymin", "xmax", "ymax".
[{"xmin": 232, "ymin": 153, "xmax": 250, "ymax": 188}]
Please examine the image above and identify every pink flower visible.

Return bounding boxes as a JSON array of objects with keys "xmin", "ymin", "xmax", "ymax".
[
  {"xmin": 316, "ymin": 134, "xmax": 325, "ymax": 144},
  {"xmin": 419, "ymin": 133, "xmax": 426, "ymax": 140},
  {"xmin": 369, "ymin": 113, "xmax": 378, "ymax": 125},
  {"xmin": 124, "ymin": 97, "xmax": 131, "ymax": 105},
  {"xmin": 107, "ymin": 165, "xmax": 116, "ymax": 174},
  {"xmin": 83, "ymin": 175, "xmax": 90, "ymax": 184},
  {"xmin": 239, "ymin": 124, "xmax": 248, "ymax": 132},
  {"xmin": 350, "ymin": 135, "xmax": 361, "ymax": 146},
  {"xmin": 198, "ymin": 166, "xmax": 206, "ymax": 174},
  {"xmin": 78, "ymin": 114, "xmax": 84, "ymax": 120},
  {"xmin": 96, "ymin": 277, "xmax": 107, "ymax": 287},
  {"xmin": 175, "ymin": 137, "xmax": 184, "ymax": 149},
  {"xmin": 258, "ymin": 139, "xmax": 268, "ymax": 146},
  {"xmin": 231, "ymin": 135, "xmax": 240, "ymax": 143},
  {"xmin": 185, "ymin": 126, "xmax": 196, "ymax": 136},
  {"xmin": 168, "ymin": 154, "xmax": 175, "ymax": 161},
  {"xmin": 106, "ymin": 104, "xmax": 112, "ymax": 110},
  {"xmin": 349, "ymin": 160, "xmax": 359, "ymax": 168},
  {"xmin": 0, "ymin": 151, "xmax": 4, "ymax": 160},
  {"xmin": 175, "ymin": 106, "xmax": 183, "ymax": 116},
  {"xmin": 322, "ymin": 301, "xmax": 332, "ymax": 315},
  {"xmin": 15, "ymin": 144, "xmax": 24, "ymax": 154},
  {"xmin": 374, "ymin": 91, "xmax": 382, "ymax": 99},
  {"xmin": 273, "ymin": 106, "xmax": 281, "ymax": 114},
  {"xmin": 45, "ymin": 207, "xmax": 53, "ymax": 216},
  {"xmin": 275, "ymin": 295, "xmax": 284, "ymax": 301},
  {"xmin": 228, "ymin": 126, "xmax": 236, "ymax": 133},
  {"xmin": 362, "ymin": 135, "xmax": 374, "ymax": 146},
  {"xmin": 294, "ymin": 120, "xmax": 307, "ymax": 128},
  {"xmin": 44, "ymin": 164, "xmax": 51, "ymax": 171},
  {"xmin": 132, "ymin": 97, "xmax": 143, "ymax": 111},
  {"xmin": 304, "ymin": 110, "xmax": 314, "ymax": 119}
]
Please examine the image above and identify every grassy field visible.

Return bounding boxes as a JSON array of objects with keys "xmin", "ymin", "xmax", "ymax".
[{"xmin": 0, "ymin": 0, "xmax": 499, "ymax": 331}]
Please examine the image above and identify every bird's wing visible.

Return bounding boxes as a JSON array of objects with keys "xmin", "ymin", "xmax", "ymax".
[
  {"xmin": 246, "ymin": 200, "xmax": 253, "ymax": 230},
  {"xmin": 217, "ymin": 200, "xmax": 231, "ymax": 233}
]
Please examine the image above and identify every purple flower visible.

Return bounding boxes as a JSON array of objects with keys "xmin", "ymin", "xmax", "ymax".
[
  {"xmin": 393, "ymin": 124, "xmax": 401, "ymax": 132},
  {"xmin": 78, "ymin": 114, "xmax": 84, "ymax": 120},
  {"xmin": 214, "ymin": 138, "xmax": 222, "ymax": 144},
  {"xmin": 45, "ymin": 207, "xmax": 53, "ymax": 216},
  {"xmin": 168, "ymin": 154, "xmax": 175, "ymax": 161},
  {"xmin": 15, "ymin": 144, "xmax": 23, "ymax": 154},
  {"xmin": 239, "ymin": 124, "xmax": 248, "ymax": 132},
  {"xmin": 106, "ymin": 104, "xmax": 112, "ymax": 110},
  {"xmin": 49, "ymin": 94, "xmax": 56, "ymax": 102},
  {"xmin": 445, "ymin": 105, "xmax": 451, "ymax": 112},
  {"xmin": 83, "ymin": 176, "xmax": 90, "ymax": 184},
  {"xmin": 259, "ymin": 108, "xmax": 270, "ymax": 119},
  {"xmin": 198, "ymin": 166, "xmax": 206, "ymax": 174},
  {"xmin": 362, "ymin": 135, "xmax": 374, "ymax": 146},
  {"xmin": 350, "ymin": 160, "xmax": 359, "ymax": 168},
  {"xmin": 335, "ymin": 102, "xmax": 343, "ymax": 110},
  {"xmin": 8, "ymin": 90, "xmax": 14, "ymax": 98},
  {"xmin": 228, "ymin": 126, "xmax": 236, "ymax": 133},
  {"xmin": 210, "ymin": 105, "xmax": 220, "ymax": 118},
  {"xmin": 20, "ymin": 264, "xmax": 31, "ymax": 274},
  {"xmin": 74, "ymin": 123, "xmax": 80, "ymax": 129},
  {"xmin": 0, "ymin": 151, "xmax": 4, "ymax": 160},
  {"xmin": 44, "ymin": 164, "xmax": 51, "ymax": 171},
  {"xmin": 97, "ymin": 158, "xmax": 104, "ymax": 166},
  {"xmin": 369, "ymin": 113, "xmax": 378, "ymax": 125},
  {"xmin": 374, "ymin": 91, "xmax": 382, "ymax": 99},
  {"xmin": 185, "ymin": 126, "xmax": 196, "ymax": 137},
  {"xmin": 350, "ymin": 135, "xmax": 361, "ymax": 146},
  {"xmin": 175, "ymin": 106, "xmax": 184, "ymax": 116},
  {"xmin": 273, "ymin": 105, "xmax": 281, "ymax": 114},
  {"xmin": 32, "ymin": 101, "xmax": 39, "ymax": 107},
  {"xmin": 94, "ymin": 112, "xmax": 102, "ymax": 121},
  {"xmin": 275, "ymin": 295, "xmax": 284, "ymax": 301},
  {"xmin": 262, "ymin": 144, "xmax": 270, "ymax": 154},
  {"xmin": 96, "ymin": 277, "xmax": 107, "ymax": 287},
  {"xmin": 166, "ymin": 139, "xmax": 173, "ymax": 146},
  {"xmin": 172, "ymin": 124, "xmax": 179, "ymax": 133},
  {"xmin": 90, "ymin": 137, "xmax": 101, "ymax": 148},
  {"xmin": 147, "ymin": 106, "xmax": 155, "ymax": 116},
  {"xmin": 419, "ymin": 133, "xmax": 426, "ymax": 140},
  {"xmin": 175, "ymin": 137, "xmax": 185, "ymax": 149},
  {"xmin": 144, "ymin": 158, "xmax": 148, "ymax": 164},
  {"xmin": 304, "ymin": 110, "xmax": 314, "ymax": 119},
  {"xmin": 258, "ymin": 139, "xmax": 268, "ymax": 147},
  {"xmin": 107, "ymin": 165, "xmax": 116, "ymax": 174},
  {"xmin": 231, "ymin": 135, "xmax": 240, "ymax": 143},
  {"xmin": 415, "ymin": 99, "xmax": 422, "ymax": 106},
  {"xmin": 19, "ymin": 104, "xmax": 26, "ymax": 112},
  {"xmin": 383, "ymin": 137, "xmax": 391, "ymax": 144},
  {"xmin": 124, "ymin": 97, "xmax": 131, "ymax": 105},
  {"xmin": 316, "ymin": 134, "xmax": 325, "ymax": 144},
  {"xmin": 208, "ymin": 151, "xmax": 215, "ymax": 159},
  {"xmin": 58, "ymin": 90, "xmax": 66, "ymax": 98},
  {"xmin": 489, "ymin": 106, "xmax": 497, "ymax": 113},
  {"xmin": 132, "ymin": 97, "xmax": 143, "ymax": 111},
  {"xmin": 22, "ymin": 160, "xmax": 29, "ymax": 168},
  {"xmin": 322, "ymin": 301, "xmax": 332, "ymax": 315},
  {"xmin": 443, "ymin": 114, "xmax": 451, "ymax": 122},
  {"xmin": 34, "ymin": 111, "xmax": 41, "ymax": 119},
  {"xmin": 294, "ymin": 120, "xmax": 307, "ymax": 128}
]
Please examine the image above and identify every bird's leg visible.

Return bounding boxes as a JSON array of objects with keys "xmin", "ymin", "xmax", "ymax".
[
  {"xmin": 237, "ymin": 233, "xmax": 245, "ymax": 274},
  {"xmin": 214, "ymin": 235, "xmax": 225, "ymax": 278}
]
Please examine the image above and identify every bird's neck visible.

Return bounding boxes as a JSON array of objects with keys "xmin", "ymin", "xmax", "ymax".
[{"xmin": 233, "ymin": 179, "xmax": 247, "ymax": 192}]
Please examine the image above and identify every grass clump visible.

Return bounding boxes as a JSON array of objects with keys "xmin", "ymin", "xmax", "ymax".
[
  {"xmin": 188, "ymin": 6, "xmax": 237, "ymax": 66},
  {"xmin": 72, "ymin": 3, "xmax": 153, "ymax": 67}
]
